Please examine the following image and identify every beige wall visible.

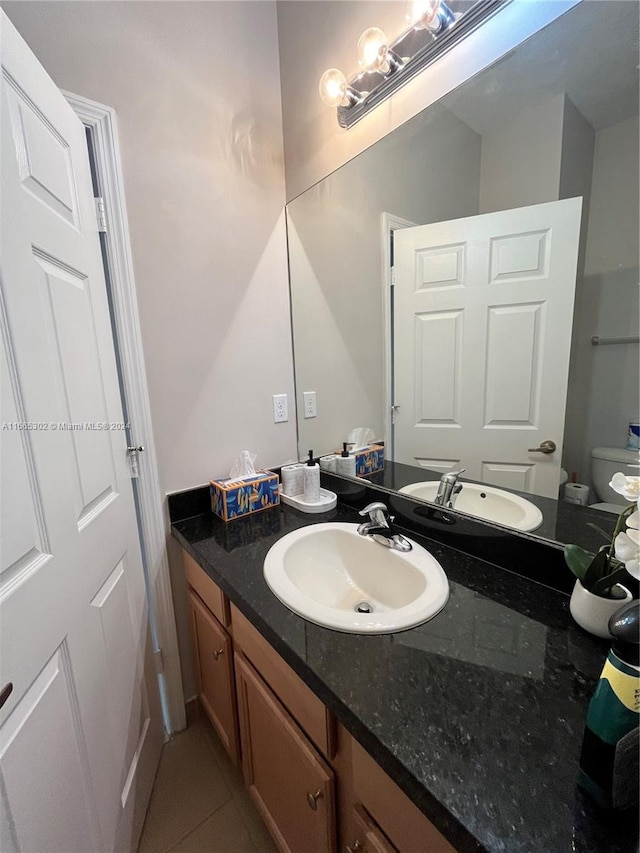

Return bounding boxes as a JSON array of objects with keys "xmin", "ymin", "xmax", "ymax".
[
  {"xmin": 584, "ymin": 116, "xmax": 640, "ymax": 276},
  {"xmin": 569, "ymin": 115, "xmax": 640, "ymax": 486},
  {"xmin": 277, "ymin": 0, "xmax": 579, "ymax": 200},
  {"xmin": 4, "ymin": 1, "xmax": 297, "ymax": 497},
  {"xmin": 478, "ymin": 94, "xmax": 565, "ymax": 214}
]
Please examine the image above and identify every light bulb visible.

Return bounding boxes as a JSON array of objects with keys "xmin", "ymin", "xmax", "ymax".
[
  {"xmin": 319, "ymin": 68, "xmax": 349, "ymax": 107},
  {"xmin": 357, "ymin": 27, "xmax": 391, "ymax": 74},
  {"xmin": 406, "ymin": 0, "xmax": 455, "ymax": 33}
]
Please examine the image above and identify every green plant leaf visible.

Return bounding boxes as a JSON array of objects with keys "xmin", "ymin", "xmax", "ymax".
[
  {"xmin": 590, "ymin": 566, "xmax": 630, "ymax": 598},
  {"xmin": 564, "ymin": 544, "xmax": 595, "ymax": 581},
  {"xmin": 583, "ymin": 546, "xmax": 611, "ymax": 590}
]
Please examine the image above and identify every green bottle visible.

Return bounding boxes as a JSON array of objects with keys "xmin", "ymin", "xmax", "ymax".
[{"xmin": 578, "ymin": 600, "xmax": 640, "ymax": 810}]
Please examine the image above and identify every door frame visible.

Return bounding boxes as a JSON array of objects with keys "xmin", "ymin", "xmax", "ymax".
[
  {"xmin": 65, "ymin": 91, "xmax": 185, "ymax": 735},
  {"xmin": 380, "ymin": 212, "xmax": 417, "ymax": 460}
]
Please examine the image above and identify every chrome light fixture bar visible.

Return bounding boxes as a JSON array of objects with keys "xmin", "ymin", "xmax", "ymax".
[{"xmin": 320, "ymin": 0, "xmax": 511, "ymax": 129}]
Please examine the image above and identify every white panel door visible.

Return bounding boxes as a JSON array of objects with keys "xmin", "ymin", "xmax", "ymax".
[
  {"xmin": 393, "ymin": 198, "xmax": 581, "ymax": 498},
  {"xmin": 0, "ymin": 14, "xmax": 163, "ymax": 852}
]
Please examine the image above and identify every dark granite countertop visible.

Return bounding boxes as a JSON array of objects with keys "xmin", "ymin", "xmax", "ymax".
[{"xmin": 171, "ymin": 498, "xmax": 638, "ymax": 853}]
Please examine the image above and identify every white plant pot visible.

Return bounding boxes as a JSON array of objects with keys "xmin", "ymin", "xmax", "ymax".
[{"xmin": 569, "ymin": 579, "xmax": 632, "ymax": 638}]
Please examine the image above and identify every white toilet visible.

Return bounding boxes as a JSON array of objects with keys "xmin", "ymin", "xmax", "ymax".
[{"xmin": 589, "ymin": 447, "xmax": 639, "ymax": 513}]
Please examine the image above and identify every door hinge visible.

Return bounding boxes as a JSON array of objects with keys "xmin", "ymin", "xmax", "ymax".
[
  {"xmin": 390, "ymin": 266, "xmax": 396, "ymax": 287},
  {"xmin": 94, "ymin": 197, "xmax": 107, "ymax": 232},
  {"xmin": 153, "ymin": 648, "xmax": 164, "ymax": 675}
]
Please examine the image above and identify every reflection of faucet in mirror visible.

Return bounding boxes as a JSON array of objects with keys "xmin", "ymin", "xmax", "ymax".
[
  {"xmin": 434, "ymin": 468, "xmax": 465, "ymax": 509},
  {"xmin": 357, "ymin": 502, "xmax": 412, "ymax": 552}
]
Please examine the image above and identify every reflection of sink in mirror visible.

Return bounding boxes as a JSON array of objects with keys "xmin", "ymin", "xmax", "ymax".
[
  {"xmin": 398, "ymin": 482, "xmax": 543, "ymax": 533},
  {"xmin": 263, "ymin": 522, "xmax": 449, "ymax": 634}
]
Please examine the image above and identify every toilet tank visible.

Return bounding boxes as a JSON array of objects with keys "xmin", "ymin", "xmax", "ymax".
[{"xmin": 590, "ymin": 447, "xmax": 639, "ymax": 504}]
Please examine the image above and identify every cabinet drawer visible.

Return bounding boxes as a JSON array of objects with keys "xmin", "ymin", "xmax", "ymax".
[
  {"xmin": 188, "ymin": 590, "xmax": 239, "ymax": 763},
  {"xmin": 351, "ymin": 739, "xmax": 455, "ymax": 853},
  {"xmin": 346, "ymin": 803, "xmax": 397, "ymax": 853},
  {"xmin": 235, "ymin": 652, "xmax": 336, "ymax": 853},
  {"xmin": 231, "ymin": 604, "xmax": 335, "ymax": 759},
  {"xmin": 183, "ymin": 548, "xmax": 228, "ymax": 627}
]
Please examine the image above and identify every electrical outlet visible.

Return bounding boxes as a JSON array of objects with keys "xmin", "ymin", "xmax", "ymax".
[
  {"xmin": 272, "ymin": 394, "xmax": 288, "ymax": 423},
  {"xmin": 303, "ymin": 391, "xmax": 317, "ymax": 419}
]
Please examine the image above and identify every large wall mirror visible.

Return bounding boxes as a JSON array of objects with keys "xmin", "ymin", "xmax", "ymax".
[{"xmin": 286, "ymin": 0, "xmax": 639, "ymax": 547}]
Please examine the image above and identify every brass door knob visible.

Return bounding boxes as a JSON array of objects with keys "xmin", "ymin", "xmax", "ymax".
[{"xmin": 306, "ymin": 789, "xmax": 322, "ymax": 810}]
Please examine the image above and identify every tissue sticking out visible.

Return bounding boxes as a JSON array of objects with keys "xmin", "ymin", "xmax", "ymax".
[
  {"xmin": 342, "ymin": 429, "xmax": 385, "ymax": 477},
  {"xmin": 210, "ymin": 451, "xmax": 279, "ymax": 522},
  {"xmin": 229, "ymin": 450, "xmax": 257, "ymax": 480}
]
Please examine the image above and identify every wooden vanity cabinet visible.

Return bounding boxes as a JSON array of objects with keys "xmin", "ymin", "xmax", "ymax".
[
  {"xmin": 350, "ymin": 738, "xmax": 455, "ymax": 853},
  {"xmin": 181, "ymin": 548, "xmax": 455, "ymax": 853},
  {"xmin": 231, "ymin": 603, "xmax": 335, "ymax": 759},
  {"xmin": 184, "ymin": 548, "xmax": 239, "ymax": 764},
  {"xmin": 187, "ymin": 589, "xmax": 239, "ymax": 763},
  {"xmin": 235, "ymin": 652, "xmax": 336, "ymax": 853},
  {"xmin": 183, "ymin": 549, "xmax": 229, "ymax": 627}
]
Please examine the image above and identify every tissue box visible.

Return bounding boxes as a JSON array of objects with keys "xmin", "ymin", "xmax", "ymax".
[
  {"xmin": 210, "ymin": 470, "xmax": 279, "ymax": 522},
  {"xmin": 354, "ymin": 444, "xmax": 384, "ymax": 477}
]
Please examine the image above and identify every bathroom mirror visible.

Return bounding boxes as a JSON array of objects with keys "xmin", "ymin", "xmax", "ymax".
[{"xmin": 286, "ymin": 0, "xmax": 639, "ymax": 546}]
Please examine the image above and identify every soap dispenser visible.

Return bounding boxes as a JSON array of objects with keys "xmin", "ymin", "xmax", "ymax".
[
  {"xmin": 578, "ymin": 600, "xmax": 639, "ymax": 810},
  {"xmin": 303, "ymin": 450, "xmax": 321, "ymax": 503},
  {"xmin": 336, "ymin": 442, "xmax": 356, "ymax": 478}
]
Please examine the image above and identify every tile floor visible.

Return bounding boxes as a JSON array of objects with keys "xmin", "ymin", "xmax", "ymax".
[{"xmin": 137, "ymin": 711, "xmax": 277, "ymax": 853}]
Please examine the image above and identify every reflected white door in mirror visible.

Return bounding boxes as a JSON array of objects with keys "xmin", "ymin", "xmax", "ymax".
[{"xmin": 393, "ymin": 198, "xmax": 582, "ymax": 499}]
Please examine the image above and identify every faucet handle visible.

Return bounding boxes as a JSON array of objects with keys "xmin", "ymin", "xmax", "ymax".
[
  {"xmin": 359, "ymin": 501, "xmax": 389, "ymax": 518},
  {"xmin": 444, "ymin": 467, "xmax": 466, "ymax": 481},
  {"xmin": 359, "ymin": 502, "xmax": 391, "ymax": 528}
]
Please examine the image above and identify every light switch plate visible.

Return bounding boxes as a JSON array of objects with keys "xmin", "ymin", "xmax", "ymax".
[
  {"xmin": 272, "ymin": 394, "xmax": 288, "ymax": 423},
  {"xmin": 303, "ymin": 391, "xmax": 317, "ymax": 419}
]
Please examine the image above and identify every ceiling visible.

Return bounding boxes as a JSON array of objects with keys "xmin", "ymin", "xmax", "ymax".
[{"xmin": 443, "ymin": 0, "xmax": 639, "ymax": 136}]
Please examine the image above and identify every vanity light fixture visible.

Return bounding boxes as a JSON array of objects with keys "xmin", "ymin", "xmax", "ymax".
[{"xmin": 320, "ymin": 0, "xmax": 510, "ymax": 128}]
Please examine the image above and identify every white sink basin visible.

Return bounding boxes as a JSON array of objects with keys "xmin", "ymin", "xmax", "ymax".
[
  {"xmin": 398, "ymin": 481, "xmax": 543, "ymax": 532},
  {"xmin": 263, "ymin": 523, "xmax": 449, "ymax": 634}
]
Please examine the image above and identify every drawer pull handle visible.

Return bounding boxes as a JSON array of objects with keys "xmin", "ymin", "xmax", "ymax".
[
  {"xmin": 212, "ymin": 648, "xmax": 224, "ymax": 660},
  {"xmin": 306, "ymin": 789, "xmax": 322, "ymax": 810},
  {"xmin": 346, "ymin": 843, "xmax": 364, "ymax": 853}
]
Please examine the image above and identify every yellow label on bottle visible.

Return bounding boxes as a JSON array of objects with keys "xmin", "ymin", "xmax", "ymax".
[{"xmin": 602, "ymin": 658, "xmax": 640, "ymax": 713}]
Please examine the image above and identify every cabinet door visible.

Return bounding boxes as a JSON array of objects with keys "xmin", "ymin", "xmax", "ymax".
[
  {"xmin": 188, "ymin": 589, "xmax": 239, "ymax": 763},
  {"xmin": 344, "ymin": 804, "xmax": 397, "ymax": 853},
  {"xmin": 235, "ymin": 652, "xmax": 336, "ymax": 853}
]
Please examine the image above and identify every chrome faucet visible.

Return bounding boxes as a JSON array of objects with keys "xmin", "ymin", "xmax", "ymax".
[
  {"xmin": 357, "ymin": 502, "xmax": 412, "ymax": 552},
  {"xmin": 434, "ymin": 468, "xmax": 465, "ymax": 509}
]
